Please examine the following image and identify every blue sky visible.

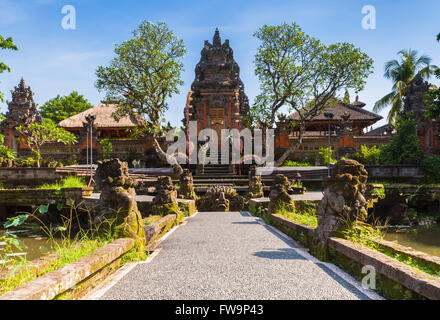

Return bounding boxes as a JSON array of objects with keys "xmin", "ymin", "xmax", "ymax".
[{"xmin": 1, "ymin": 0, "xmax": 439, "ymax": 128}]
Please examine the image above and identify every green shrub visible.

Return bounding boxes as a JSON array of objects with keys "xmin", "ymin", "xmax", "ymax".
[
  {"xmin": 283, "ymin": 153, "xmax": 316, "ymax": 167},
  {"xmin": 422, "ymin": 155, "xmax": 440, "ymax": 184},
  {"xmin": 353, "ymin": 145, "xmax": 381, "ymax": 165},
  {"xmin": 100, "ymin": 139, "xmax": 113, "ymax": 160},
  {"xmin": 318, "ymin": 146, "xmax": 336, "ymax": 166},
  {"xmin": 379, "ymin": 119, "xmax": 422, "ymax": 165}
]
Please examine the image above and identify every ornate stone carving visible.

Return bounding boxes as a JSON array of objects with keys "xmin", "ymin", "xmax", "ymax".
[
  {"xmin": 92, "ymin": 158, "xmax": 145, "ymax": 253},
  {"xmin": 178, "ymin": 169, "xmax": 197, "ymax": 200},
  {"xmin": 1, "ymin": 78, "xmax": 42, "ymax": 130},
  {"xmin": 403, "ymin": 74, "xmax": 430, "ymax": 132},
  {"xmin": 268, "ymin": 174, "xmax": 295, "ymax": 214},
  {"xmin": 315, "ymin": 159, "xmax": 368, "ymax": 243},
  {"xmin": 197, "ymin": 185, "xmax": 244, "ymax": 212},
  {"xmin": 215, "ymin": 192, "xmax": 230, "ymax": 211},
  {"xmin": 152, "ymin": 176, "xmax": 180, "ymax": 216},
  {"xmin": 189, "ymin": 28, "xmax": 250, "ymax": 127},
  {"xmin": 248, "ymin": 166, "xmax": 264, "ymax": 199},
  {"xmin": 337, "ymin": 111, "xmax": 353, "ymax": 136}
]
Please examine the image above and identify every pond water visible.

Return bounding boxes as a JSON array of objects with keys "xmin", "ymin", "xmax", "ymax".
[
  {"xmin": 384, "ymin": 223, "xmax": 440, "ymax": 257},
  {"xmin": 0, "ymin": 228, "xmax": 61, "ymax": 264}
]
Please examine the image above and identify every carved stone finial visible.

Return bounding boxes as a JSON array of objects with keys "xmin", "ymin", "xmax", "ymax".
[
  {"xmin": 213, "ymin": 28, "xmax": 221, "ymax": 47},
  {"xmin": 268, "ymin": 174, "xmax": 295, "ymax": 214}
]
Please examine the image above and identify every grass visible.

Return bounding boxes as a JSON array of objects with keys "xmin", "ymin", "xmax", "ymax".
[
  {"xmin": 275, "ymin": 202, "xmax": 318, "ymax": 228},
  {"xmin": 0, "ymin": 233, "xmax": 110, "ymax": 295},
  {"xmin": 0, "ymin": 204, "xmax": 146, "ymax": 296},
  {"xmin": 39, "ymin": 176, "xmax": 86, "ymax": 189},
  {"xmin": 282, "ymin": 160, "xmax": 314, "ymax": 167}
]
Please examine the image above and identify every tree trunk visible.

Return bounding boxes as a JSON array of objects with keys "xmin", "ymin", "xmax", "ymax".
[
  {"xmin": 274, "ymin": 123, "xmax": 306, "ymax": 167},
  {"xmin": 152, "ymin": 137, "xmax": 183, "ymax": 176}
]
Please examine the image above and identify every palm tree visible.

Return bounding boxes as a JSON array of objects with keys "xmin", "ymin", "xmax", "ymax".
[{"xmin": 374, "ymin": 49, "xmax": 438, "ymax": 124}]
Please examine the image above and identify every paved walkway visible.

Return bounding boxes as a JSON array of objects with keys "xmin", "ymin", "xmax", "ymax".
[{"xmin": 89, "ymin": 211, "xmax": 382, "ymax": 300}]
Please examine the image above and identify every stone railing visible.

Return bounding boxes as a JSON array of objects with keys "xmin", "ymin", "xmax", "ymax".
[
  {"xmin": 250, "ymin": 209, "xmax": 440, "ymax": 300},
  {"xmin": 0, "ymin": 238, "xmax": 134, "ymax": 300}
]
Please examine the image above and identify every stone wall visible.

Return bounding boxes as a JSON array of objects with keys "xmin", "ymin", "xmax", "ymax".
[
  {"xmin": 0, "ymin": 168, "xmax": 64, "ymax": 187},
  {"xmin": 365, "ymin": 165, "xmax": 425, "ymax": 183}
]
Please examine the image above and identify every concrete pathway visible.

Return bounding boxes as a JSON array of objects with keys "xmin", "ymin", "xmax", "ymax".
[{"xmin": 87, "ymin": 211, "xmax": 382, "ymax": 300}]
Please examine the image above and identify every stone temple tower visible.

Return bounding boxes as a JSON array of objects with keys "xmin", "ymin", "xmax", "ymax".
[
  {"xmin": 1, "ymin": 78, "xmax": 42, "ymax": 152},
  {"xmin": 188, "ymin": 28, "xmax": 250, "ymax": 139}
]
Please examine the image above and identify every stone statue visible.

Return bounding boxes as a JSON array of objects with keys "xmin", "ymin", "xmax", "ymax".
[
  {"xmin": 248, "ymin": 166, "xmax": 264, "ymax": 199},
  {"xmin": 92, "ymin": 158, "xmax": 145, "ymax": 254},
  {"xmin": 178, "ymin": 169, "xmax": 197, "ymax": 200},
  {"xmin": 215, "ymin": 192, "xmax": 230, "ymax": 211},
  {"xmin": 315, "ymin": 159, "xmax": 369, "ymax": 244},
  {"xmin": 197, "ymin": 185, "xmax": 244, "ymax": 212},
  {"xmin": 152, "ymin": 176, "xmax": 180, "ymax": 216},
  {"xmin": 268, "ymin": 174, "xmax": 295, "ymax": 214}
]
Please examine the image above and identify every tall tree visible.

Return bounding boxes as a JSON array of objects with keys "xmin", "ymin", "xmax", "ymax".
[
  {"xmin": 95, "ymin": 21, "xmax": 186, "ymax": 175},
  {"xmin": 40, "ymin": 91, "xmax": 93, "ymax": 124},
  {"xmin": 0, "ymin": 35, "xmax": 18, "ymax": 102},
  {"xmin": 16, "ymin": 118, "xmax": 77, "ymax": 167},
  {"xmin": 250, "ymin": 23, "xmax": 374, "ymax": 166},
  {"xmin": 373, "ymin": 49, "xmax": 438, "ymax": 124}
]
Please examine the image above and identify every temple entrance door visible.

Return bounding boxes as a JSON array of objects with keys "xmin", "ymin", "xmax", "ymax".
[{"xmin": 210, "ymin": 108, "xmax": 225, "ymax": 150}]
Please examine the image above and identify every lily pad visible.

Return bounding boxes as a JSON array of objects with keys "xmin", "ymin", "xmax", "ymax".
[
  {"xmin": 3, "ymin": 215, "xmax": 29, "ymax": 228},
  {"xmin": 38, "ymin": 204, "xmax": 49, "ymax": 214}
]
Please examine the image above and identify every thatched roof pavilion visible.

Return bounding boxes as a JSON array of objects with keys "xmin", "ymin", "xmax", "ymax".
[{"xmin": 59, "ymin": 103, "xmax": 146, "ymax": 130}]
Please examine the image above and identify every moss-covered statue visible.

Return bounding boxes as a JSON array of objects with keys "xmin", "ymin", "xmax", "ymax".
[
  {"xmin": 315, "ymin": 159, "xmax": 369, "ymax": 244},
  {"xmin": 268, "ymin": 174, "xmax": 295, "ymax": 214},
  {"xmin": 152, "ymin": 176, "xmax": 180, "ymax": 216},
  {"xmin": 178, "ymin": 169, "xmax": 197, "ymax": 200},
  {"xmin": 92, "ymin": 158, "xmax": 145, "ymax": 254},
  {"xmin": 248, "ymin": 166, "xmax": 264, "ymax": 199},
  {"xmin": 197, "ymin": 186, "xmax": 244, "ymax": 212}
]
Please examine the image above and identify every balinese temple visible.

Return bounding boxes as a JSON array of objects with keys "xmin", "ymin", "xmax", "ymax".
[
  {"xmin": 0, "ymin": 78, "xmax": 42, "ymax": 157},
  {"xmin": 3, "ymin": 32, "xmax": 440, "ymax": 168},
  {"xmin": 57, "ymin": 103, "xmax": 148, "ymax": 161},
  {"xmin": 186, "ymin": 28, "xmax": 250, "ymax": 139},
  {"xmin": 275, "ymin": 96, "xmax": 392, "ymax": 159}
]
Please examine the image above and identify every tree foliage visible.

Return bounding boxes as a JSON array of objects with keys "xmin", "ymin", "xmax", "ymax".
[
  {"xmin": 16, "ymin": 119, "xmax": 77, "ymax": 167},
  {"xmin": 40, "ymin": 91, "xmax": 93, "ymax": 124},
  {"xmin": 100, "ymin": 138, "xmax": 113, "ymax": 160},
  {"xmin": 249, "ymin": 23, "xmax": 374, "ymax": 166},
  {"xmin": 425, "ymin": 86, "xmax": 440, "ymax": 120},
  {"xmin": 374, "ymin": 49, "xmax": 438, "ymax": 124},
  {"xmin": 95, "ymin": 21, "xmax": 186, "ymax": 174},
  {"xmin": 352, "ymin": 145, "xmax": 381, "ymax": 165},
  {"xmin": 0, "ymin": 35, "xmax": 18, "ymax": 102},
  {"xmin": 379, "ymin": 118, "xmax": 422, "ymax": 165},
  {"xmin": 95, "ymin": 21, "xmax": 186, "ymax": 137}
]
